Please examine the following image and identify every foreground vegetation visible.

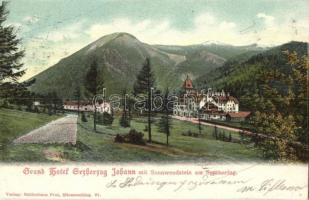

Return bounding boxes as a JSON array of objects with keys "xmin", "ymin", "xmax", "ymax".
[
  {"xmin": 0, "ymin": 108, "xmax": 62, "ymax": 160},
  {"xmin": 0, "ymin": 108, "xmax": 263, "ymax": 162}
]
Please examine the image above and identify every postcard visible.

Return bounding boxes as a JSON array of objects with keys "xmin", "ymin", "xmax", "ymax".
[{"xmin": 0, "ymin": 0, "xmax": 308, "ymax": 199}]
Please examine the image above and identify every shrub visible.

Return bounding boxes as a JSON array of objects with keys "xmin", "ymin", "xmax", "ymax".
[
  {"xmin": 114, "ymin": 134, "xmax": 125, "ymax": 143},
  {"xmin": 114, "ymin": 129, "xmax": 146, "ymax": 145},
  {"xmin": 125, "ymin": 129, "xmax": 146, "ymax": 145},
  {"xmin": 17, "ymin": 105, "xmax": 22, "ymax": 111},
  {"xmin": 119, "ymin": 113, "xmax": 130, "ymax": 127},
  {"xmin": 97, "ymin": 112, "xmax": 114, "ymax": 125},
  {"xmin": 1, "ymin": 100, "xmax": 9, "ymax": 108},
  {"xmin": 193, "ymin": 132, "xmax": 199, "ymax": 137},
  {"xmin": 26, "ymin": 104, "xmax": 33, "ymax": 112},
  {"xmin": 34, "ymin": 106, "xmax": 40, "ymax": 113},
  {"xmin": 182, "ymin": 130, "xmax": 202, "ymax": 138},
  {"xmin": 73, "ymin": 141, "xmax": 91, "ymax": 151},
  {"xmin": 222, "ymin": 132, "xmax": 226, "ymax": 141}
]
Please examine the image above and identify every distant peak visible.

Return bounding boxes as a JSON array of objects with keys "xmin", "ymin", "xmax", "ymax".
[
  {"xmin": 85, "ymin": 32, "xmax": 140, "ymax": 53},
  {"xmin": 202, "ymin": 40, "xmax": 231, "ymax": 46},
  {"xmin": 107, "ymin": 32, "xmax": 137, "ymax": 39}
]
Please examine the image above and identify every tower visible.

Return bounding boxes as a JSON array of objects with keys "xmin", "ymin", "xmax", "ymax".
[{"xmin": 182, "ymin": 75, "xmax": 194, "ymax": 93}]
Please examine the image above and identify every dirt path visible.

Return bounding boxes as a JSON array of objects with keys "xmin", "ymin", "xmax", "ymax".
[
  {"xmin": 172, "ymin": 116, "xmax": 251, "ymax": 133},
  {"xmin": 13, "ymin": 115, "xmax": 78, "ymax": 145}
]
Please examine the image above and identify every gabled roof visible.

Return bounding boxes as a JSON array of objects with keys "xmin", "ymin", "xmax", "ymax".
[
  {"xmin": 227, "ymin": 111, "xmax": 251, "ymax": 118},
  {"xmin": 64, "ymin": 101, "xmax": 91, "ymax": 106},
  {"xmin": 215, "ymin": 96, "xmax": 239, "ymax": 104},
  {"xmin": 182, "ymin": 75, "xmax": 194, "ymax": 89}
]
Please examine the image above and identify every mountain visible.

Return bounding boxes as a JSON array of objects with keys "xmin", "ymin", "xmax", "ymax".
[
  {"xmin": 29, "ymin": 33, "xmax": 177, "ymax": 98},
  {"xmin": 195, "ymin": 41, "xmax": 308, "ymax": 105},
  {"xmin": 28, "ymin": 32, "xmax": 267, "ymax": 99}
]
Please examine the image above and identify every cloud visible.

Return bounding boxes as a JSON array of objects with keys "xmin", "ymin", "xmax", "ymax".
[
  {"xmin": 20, "ymin": 11, "xmax": 309, "ymax": 80},
  {"xmin": 42, "ymin": 22, "xmax": 85, "ymax": 42},
  {"xmin": 257, "ymin": 13, "xmax": 275, "ymax": 27},
  {"xmin": 194, "ymin": 13, "xmax": 216, "ymax": 26},
  {"xmin": 85, "ymin": 13, "xmax": 241, "ymax": 45},
  {"xmin": 85, "ymin": 11, "xmax": 308, "ymax": 46},
  {"xmin": 20, "ymin": 22, "xmax": 89, "ymax": 81},
  {"xmin": 23, "ymin": 15, "xmax": 40, "ymax": 25}
]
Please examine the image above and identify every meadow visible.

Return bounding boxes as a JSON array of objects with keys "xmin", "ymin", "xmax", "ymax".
[{"xmin": 0, "ymin": 109, "xmax": 263, "ymax": 162}]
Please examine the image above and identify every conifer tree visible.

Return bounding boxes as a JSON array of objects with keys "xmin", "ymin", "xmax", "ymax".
[
  {"xmin": 85, "ymin": 59, "xmax": 104, "ymax": 132},
  {"xmin": 73, "ymin": 85, "xmax": 81, "ymax": 116},
  {"xmin": 214, "ymin": 126, "xmax": 218, "ymax": 140},
  {"xmin": 158, "ymin": 88, "xmax": 172, "ymax": 146},
  {"xmin": 0, "ymin": 2, "xmax": 24, "ymax": 84},
  {"xmin": 120, "ymin": 88, "xmax": 130, "ymax": 127},
  {"xmin": 0, "ymin": 2, "xmax": 27, "ymax": 102},
  {"xmin": 197, "ymin": 109, "xmax": 203, "ymax": 135},
  {"xmin": 133, "ymin": 58, "xmax": 155, "ymax": 142}
]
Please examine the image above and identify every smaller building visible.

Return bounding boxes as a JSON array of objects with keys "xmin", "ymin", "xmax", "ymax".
[
  {"xmin": 64, "ymin": 101, "xmax": 111, "ymax": 114},
  {"xmin": 33, "ymin": 101, "xmax": 40, "ymax": 106},
  {"xmin": 226, "ymin": 111, "xmax": 251, "ymax": 122}
]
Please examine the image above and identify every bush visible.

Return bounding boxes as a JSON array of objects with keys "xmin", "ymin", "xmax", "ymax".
[
  {"xmin": 126, "ymin": 129, "xmax": 146, "ymax": 145},
  {"xmin": 26, "ymin": 104, "xmax": 33, "ymax": 112},
  {"xmin": 114, "ymin": 129, "xmax": 146, "ymax": 145},
  {"xmin": 34, "ymin": 106, "xmax": 40, "ymax": 113},
  {"xmin": 1, "ymin": 100, "xmax": 9, "ymax": 108},
  {"xmin": 182, "ymin": 130, "xmax": 201, "ymax": 138},
  {"xmin": 17, "ymin": 105, "xmax": 22, "ymax": 111},
  {"xmin": 119, "ymin": 113, "xmax": 130, "ymax": 127},
  {"xmin": 114, "ymin": 134, "xmax": 125, "ymax": 143},
  {"xmin": 97, "ymin": 112, "xmax": 114, "ymax": 125}
]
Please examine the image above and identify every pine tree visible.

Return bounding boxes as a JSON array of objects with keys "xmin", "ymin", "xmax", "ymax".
[
  {"xmin": 197, "ymin": 109, "xmax": 203, "ymax": 135},
  {"xmin": 51, "ymin": 91, "xmax": 61, "ymax": 114},
  {"xmin": 0, "ymin": 2, "xmax": 29, "ymax": 101},
  {"xmin": 81, "ymin": 111, "xmax": 87, "ymax": 122},
  {"xmin": 120, "ymin": 88, "xmax": 130, "ymax": 127},
  {"xmin": 239, "ymin": 130, "xmax": 244, "ymax": 143},
  {"xmin": 85, "ymin": 59, "xmax": 104, "ymax": 132},
  {"xmin": 158, "ymin": 88, "xmax": 172, "ymax": 146},
  {"xmin": 214, "ymin": 126, "xmax": 218, "ymax": 140},
  {"xmin": 0, "ymin": 2, "xmax": 25, "ymax": 84},
  {"xmin": 133, "ymin": 58, "xmax": 155, "ymax": 142}
]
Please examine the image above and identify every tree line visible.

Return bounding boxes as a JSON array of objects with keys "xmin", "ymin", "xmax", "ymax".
[{"xmin": 82, "ymin": 56, "xmax": 172, "ymax": 146}]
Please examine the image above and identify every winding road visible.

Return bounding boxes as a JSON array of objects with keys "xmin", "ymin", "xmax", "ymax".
[{"xmin": 13, "ymin": 115, "xmax": 78, "ymax": 145}]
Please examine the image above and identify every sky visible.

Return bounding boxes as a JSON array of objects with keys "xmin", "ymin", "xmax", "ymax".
[{"xmin": 5, "ymin": 0, "xmax": 309, "ymax": 80}]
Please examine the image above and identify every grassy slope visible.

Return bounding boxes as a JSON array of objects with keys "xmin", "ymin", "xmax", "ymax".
[
  {"xmin": 0, "ymin": 108, "xmax": 62, "ymax": 161},
  {"xmin": 1, "ymin": 109, "xmax": 262, "ymax": 162},
  {"xmin": 0, "ymin": 108, "xmax": 61, "ymax": 142},
  {"xmin": 72, "ymin": 115, "xmax": 262, "ymax": 162}
]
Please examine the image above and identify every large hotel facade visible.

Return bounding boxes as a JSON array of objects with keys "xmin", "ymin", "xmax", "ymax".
[{"xmin": 173, "ymin": 75, "xmax": 250, "ymax": 122}]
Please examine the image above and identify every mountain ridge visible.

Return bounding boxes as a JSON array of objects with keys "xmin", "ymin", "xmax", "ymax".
[{"xmin": 29, "ymin": 32, "xmax": 303, "ymax": 99}]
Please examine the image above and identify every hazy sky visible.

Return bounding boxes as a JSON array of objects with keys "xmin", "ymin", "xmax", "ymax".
[{"xmin": 5, "ymin": 0, "xmax": 309, "ymax": 80}]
